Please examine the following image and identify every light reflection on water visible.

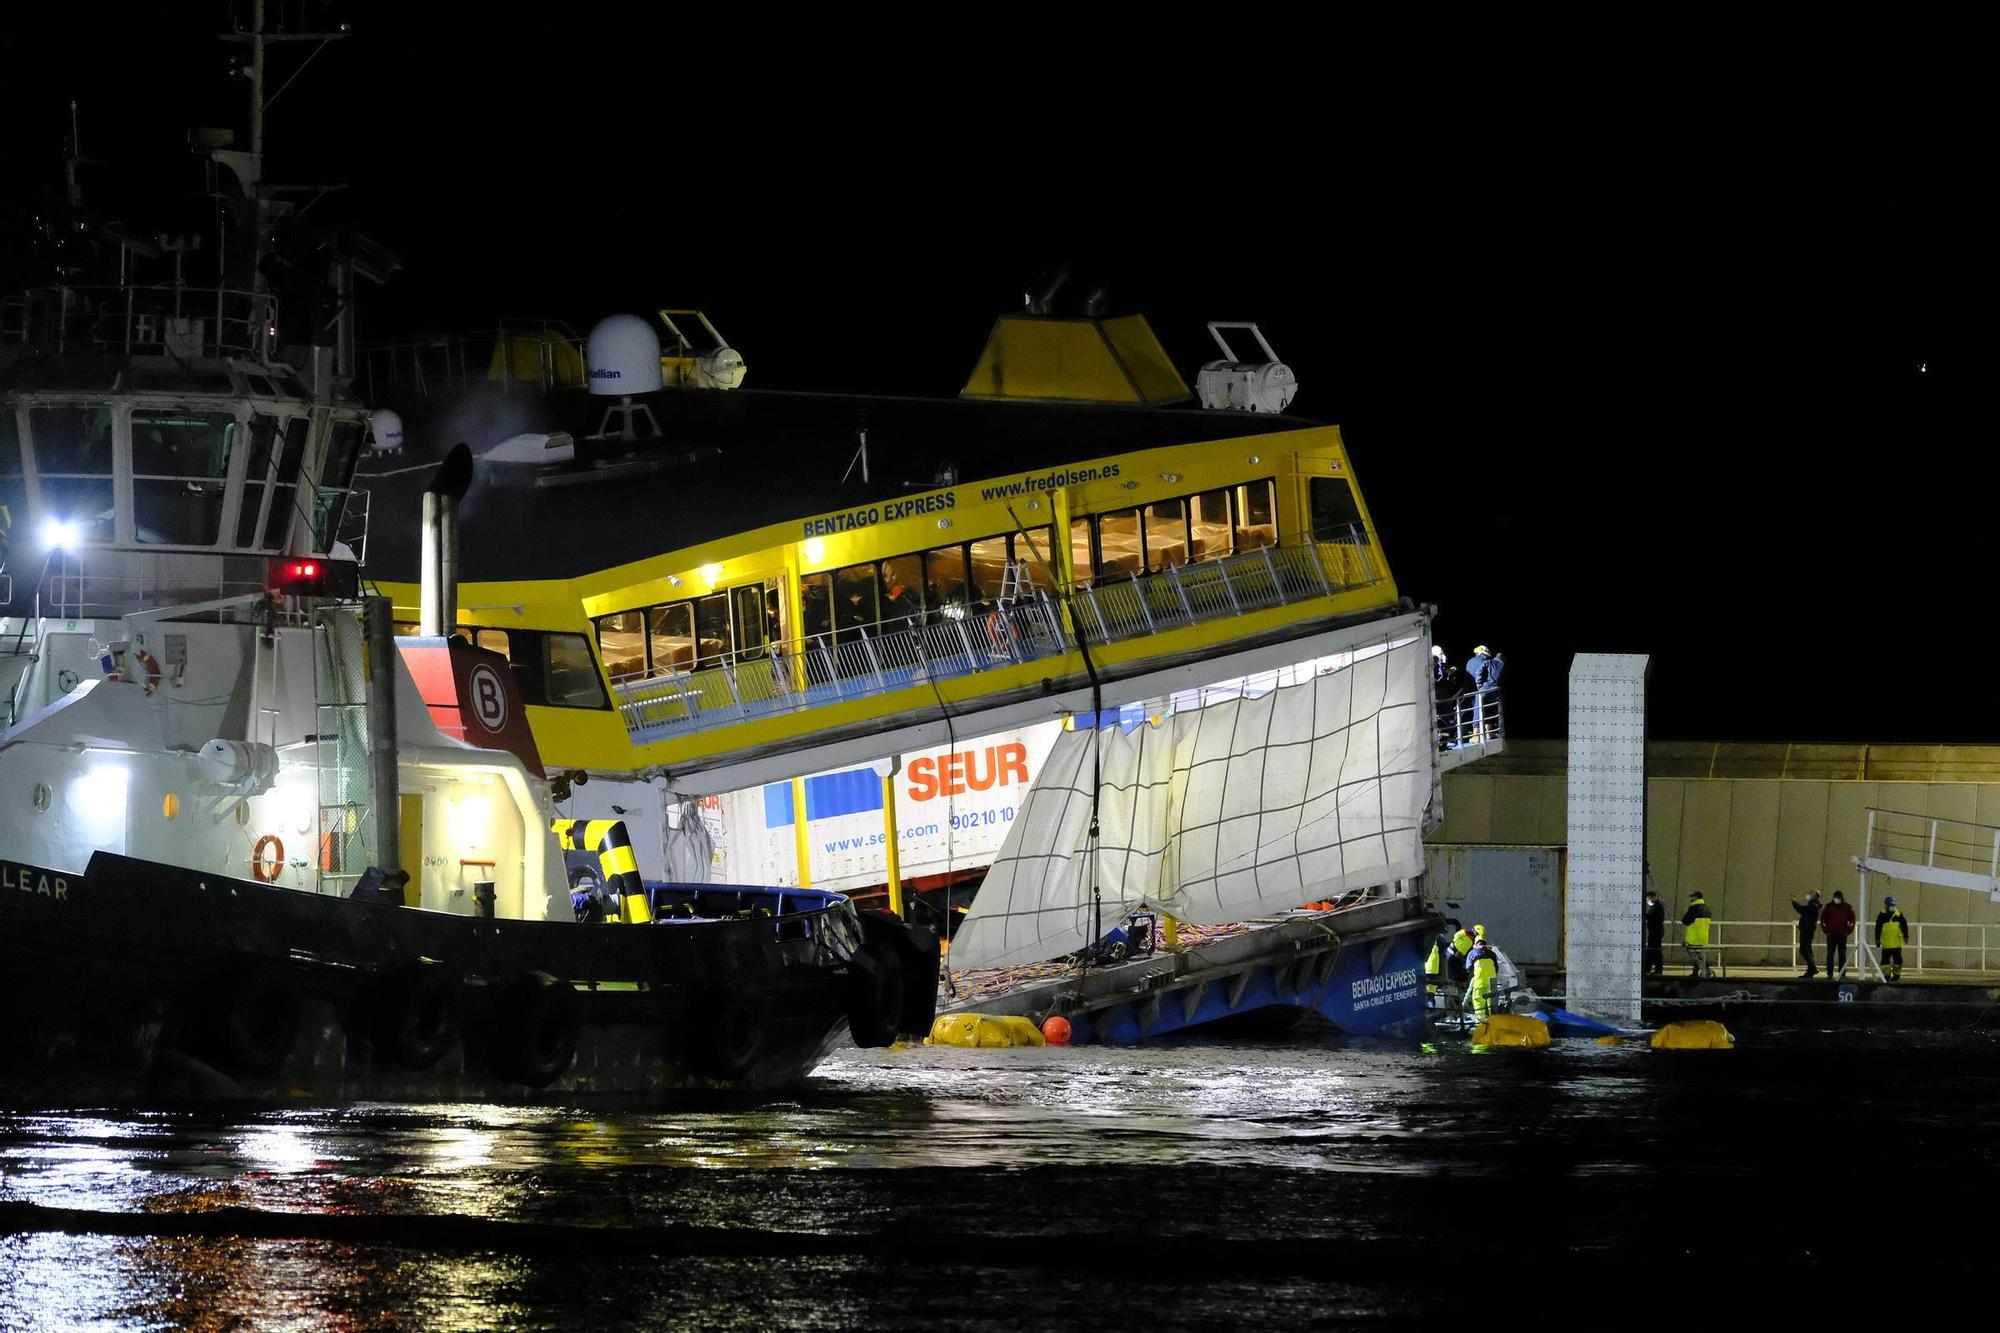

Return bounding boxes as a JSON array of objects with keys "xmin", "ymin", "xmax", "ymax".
[{"xmin": 0, "ymin": 1030, "xmax": 1993, "ymax": 1328}]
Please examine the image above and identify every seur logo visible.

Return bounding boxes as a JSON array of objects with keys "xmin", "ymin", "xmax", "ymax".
[{"xmin": 469, "ymin": 663, "xmax": 509, "ymax": 732}]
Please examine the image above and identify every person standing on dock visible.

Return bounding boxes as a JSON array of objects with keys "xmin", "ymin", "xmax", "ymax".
[
  {"xmin": 1821, "ymin": 890, "xmax": 1856, "ymax": 979},
  {"xmin": 1791, "ymin": 890, "xmax": 1822, "ymax": 979},
  {"xmin": 1643, "ymin": 888, "xmax": 1666, "ymax": 977},
  {"xmin": 1682, "ymin": 891, "xmax": 1714, "ymax": 978},
  {"xmin": 1874, "ymin": 896, "xmax": 1910, "ymax": 982}
]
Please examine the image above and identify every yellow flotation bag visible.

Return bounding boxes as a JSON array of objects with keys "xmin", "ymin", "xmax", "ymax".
[
  {"xmin": 1470, "ymin": 1013, "xmax": 1550, "ymax": 1047},
  {"xmin": 924, "ymin": 1013, "xmax": 1047, "ymax": 1048},
  {"xmin": 1650, "ymin": 1020, "xmax": 1735, "ymax": 1050}
]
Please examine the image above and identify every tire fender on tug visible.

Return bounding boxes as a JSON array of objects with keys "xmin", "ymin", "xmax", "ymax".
[
  {"xmin": 851, "ymin": 908, "xmax": 941, "ymax": 1044},
  {"xmin": 691, "ymin": 989, "xmax": 769, "ymax": 1082},
  {"xmin": 370, "ymin": 961, "xmax": 463, "ymax": 1071},
  {"xmin": 490, "ymin": 972, "xmax": 579, "ymax": 1087},
  {"xmin": 198, "ymin": 959, "xmax": 303, "ymax": 1077}
]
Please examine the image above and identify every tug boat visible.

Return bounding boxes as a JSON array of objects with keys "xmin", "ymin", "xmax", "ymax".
[{"xmin": 0, "ymin": 8, "xmax": 934, "ymax": 1105}]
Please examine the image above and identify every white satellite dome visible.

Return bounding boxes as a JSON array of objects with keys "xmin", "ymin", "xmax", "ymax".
[
  {"xmin": 368, "ymin": 407, "xmax": 405, "ymax": 451},
  {"xmin": 586, "ymin": 314, "xmax": 664, "ymax": 397}
]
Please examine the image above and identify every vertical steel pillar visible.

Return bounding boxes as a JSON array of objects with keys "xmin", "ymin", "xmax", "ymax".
[{"xmin": 792, "ymin": 775, "xmax": 812, "ymax": 888}]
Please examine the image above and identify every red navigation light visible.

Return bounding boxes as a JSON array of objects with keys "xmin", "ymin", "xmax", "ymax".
[{"xmin": 267, "ymin": 557, "xmax": 356, "ymax": 598}]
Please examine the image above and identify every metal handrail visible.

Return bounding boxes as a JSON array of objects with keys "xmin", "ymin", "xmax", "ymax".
[
  {"xmin": 0, "ymin": 284, "xmax": 278, "ymax": 360},
  {"xmin": 1684, "ymin": 918, "xmax": 2000, "ymax": 975},
  {"xmin": 1436, "ymin": 688, "xmax": 1504, "ymax": 750},
  {"xmin": 612, "ymin": 536, "xmax": 1387, "ymax": 743}
]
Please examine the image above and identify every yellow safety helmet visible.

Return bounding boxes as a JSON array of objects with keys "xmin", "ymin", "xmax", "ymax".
[{"xmin": 1474, "ymin": 924, "xmax": 1486, "ymax": 939}]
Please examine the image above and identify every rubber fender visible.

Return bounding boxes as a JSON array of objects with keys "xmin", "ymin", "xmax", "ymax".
[
  {"xmin": 491, "ymin": 972, "xmax": 579, "ymax": 1087},
  {"xmin": 924, "ymin": 1013, "xmax": 1046, "ymax": 1048},
  {"xmin": 198, "ymin": 960, "xmax": 303, "ymax": 1077},
  {"xmin": 1650, "ymin": 1019, "xmax": 1735, "ymax": 1050},
  {"xmin": 846, "ymin": 947, "xmax": 903, "ymax": 1049},
  {"xmin": 856, "ymin": 909, "xmax": 941, "ymax": 1038},
  {"xmin": 371, "ymin": 961, "xmax": 463, "ymax": 1072},
  {"xmin": 690, "ymin": 989, "xmax": 769, "ymax": 1082},
  {"xmin": 1470, "ymin": 1013, "xmax": 1550, "ymax": 1047}
]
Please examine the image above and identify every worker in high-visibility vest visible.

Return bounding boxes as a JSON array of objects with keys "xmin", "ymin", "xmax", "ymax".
[
  {"xmin": 1465, "ymin": 930, "xmax": 1499, "ymax": 1020},
  {"xmin": 1874, "ymin": 896, "xmax": 1910, "ymax": 982},
  {"xmin": 1683, "ymin": 891, "xmax": 1713, "ymax": 978}
]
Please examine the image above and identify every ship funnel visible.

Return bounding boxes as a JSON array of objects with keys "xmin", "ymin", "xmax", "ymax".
[{"xmin": 420, "ymin": 443, "xmax": 473, "ymax": 636}]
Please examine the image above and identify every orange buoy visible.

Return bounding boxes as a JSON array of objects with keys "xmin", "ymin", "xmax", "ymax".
[{"xmin": 1041, "ymin": 1015, "xmax": 1072, "ymax": 1046}]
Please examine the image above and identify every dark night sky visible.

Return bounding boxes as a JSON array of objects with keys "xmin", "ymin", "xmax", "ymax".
[{"xmin": 5, "ymin": 2, "xmax": 1996, "ymax": 743}]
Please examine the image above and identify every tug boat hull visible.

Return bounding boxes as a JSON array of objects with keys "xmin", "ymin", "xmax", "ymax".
[{"xmin": 0, "ymin": 852, "xmax": 936, "ymax": 1104}]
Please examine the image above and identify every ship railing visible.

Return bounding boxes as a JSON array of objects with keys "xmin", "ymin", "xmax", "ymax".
[
  {"xmin": 611, "ymin": 536, "xmax": 1382, "ymax": 743},
  {"xmin": 1069, "ymin": 533, "xmax": 1375, "ymax": 648},
  {"xmin": 358, "ymin": 318, "xmax": 586, "ymax": 400},
  {"xmin": 1436, "ymin": 689, "xmax": 1504, "ymax": 750},
  {"xmin": 613, "ymin": 595, "xmax": 1070, "ymax": 741},
  {"xmin": 1692, "ymin": 919, "xmax": 2000, "ymax": 977},
  {"xmin": 0, "ymin": 285, "xmax": 278, "ymax": 361},
  {"xmin": 30, "ymin": 550, "xmax": 286, "ymax": 623}
]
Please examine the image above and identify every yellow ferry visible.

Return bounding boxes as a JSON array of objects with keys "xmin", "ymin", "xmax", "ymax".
[{"xmin": 362, "ymin": 310, "xmax": 1400, "ymax": 791}]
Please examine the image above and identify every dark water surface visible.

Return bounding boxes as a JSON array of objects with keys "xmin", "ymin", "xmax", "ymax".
[{"xmin": 0, "ymin": 1028, "xmax": 1994, "ymax": 1329}]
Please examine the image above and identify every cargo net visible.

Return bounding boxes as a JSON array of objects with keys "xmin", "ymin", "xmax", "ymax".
[
  {"xmin": 314, "ymin": 607, "xmax": 374, "ymax": 888},
  {"xmin": 947, "ymin": 625, "xmax": 1431, "ymax": 972}
]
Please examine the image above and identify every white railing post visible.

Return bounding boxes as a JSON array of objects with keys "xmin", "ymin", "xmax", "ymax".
[
  {"xmin": 1130, "ymin": 570, "xmax": 1155, "ymax": 633},
  {"xmin": 1259, "ymin": 543, "xmax": 1284, "ymax": 605},
  {"xmin": 1214, "ymin": 559, "xmax": 1242, "ymax": 614},
  {"xmin": 1164, "ymin": 561, "xmax": 1194, "ymax": 624}
]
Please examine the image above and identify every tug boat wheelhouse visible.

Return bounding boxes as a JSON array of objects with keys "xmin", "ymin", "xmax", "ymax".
[{"xmin": 0, "ymin": 8, "xmax": 933, "ymax": 1105}]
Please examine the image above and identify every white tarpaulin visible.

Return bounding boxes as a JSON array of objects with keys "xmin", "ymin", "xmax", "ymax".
[{"xmin": 949, "ymin": 618, "xmax": 1432, "ymax": 970}]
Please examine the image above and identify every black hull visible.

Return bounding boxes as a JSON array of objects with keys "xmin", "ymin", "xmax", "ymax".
[{"xmin": 0, "ymin": 853, "xmax": 938, "ymax": 1106}]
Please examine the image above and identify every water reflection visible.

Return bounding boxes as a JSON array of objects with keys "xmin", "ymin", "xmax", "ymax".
[{"xmin": 0, "ymin": 1030, "xmax": 1993, "ymax": 1327}]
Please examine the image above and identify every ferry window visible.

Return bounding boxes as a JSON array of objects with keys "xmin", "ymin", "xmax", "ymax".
[
  {"xmin": 1068, "ymin": 518, "xmax": 1095, "ymax": 586},
  {"xmin": 131, "ymin": 410, "xmax": 236, "ymax": 546},
  {"xmin": 651, "ymin": 602, "xmax": 695, "ymax": 672},
  {"xmin": 1234, "ymin": 478, "xmax": 1277, "ymax": 550},
  {"xmin": 732, "ymin": 584, "xmax": 770, "ymax": 659},
  {"xmin": 1096, "ymin": 508, "xmax": 1142, "ymax": 579},
  {"xmin": 1191, "ymin": 489, "xmax": 1233, "ymax": 560},
  {"xmin": 311, "ymin": 418, "xmax": 367, "ymax": 549},
  {"xmin": 1144, "ymin": 499, "xmax": 1189, "ymax": 571},
  {"xmin": 801, "ymin": 572, "xmax": 834, "ymax": 641},
  {"xmin": 234, "ymin": 414, "xmax": 280, "ymax": 548},
  {"xmin": 880, "ymin": 554, "xmax": 924, "ymax": 624},
  {"xmin": 262, "ymin": 417, "xmax": 311, "ymax": 549},
  {"xmin": 30, "ymin": 406, "xmax": 116, "ymax": 542},
  {"xmin": 1309, "ymin": 477, "xmax": 1368, "ymax": 544},
  {"xmin": 966, "ymin": 535, "xmax": 1009, "ymax": 606},
  {"xmin": 543, "ymin": 632, "xmax": 610, "ymax": 709},
  {"xmin": 832, "ymin": 564, "xmax": 878, "ymax": 638},
  {"xmin": 392, "ymin": 621, "xmax": 419, "ymax": 637},
  {"xmin": 472, "ymin": 628, "xmax": 511, "ymax": 658},
  {"xmin": 593, "ymin": 610, "xmax": 646, "ymax": 679},
  {"xmin": 924, "ymin": 545, "xmax": 968, "ymax": 612},
  {"xmin": 694, "ymin": 593, "xmax": 731, "ymax": 667},
  {"xmin": 1013, "ymin": 527, "xmax": 1057, "ymax": 591}
]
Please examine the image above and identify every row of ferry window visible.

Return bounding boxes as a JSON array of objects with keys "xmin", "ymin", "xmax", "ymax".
[
  {"xmin": 585, "ymin": 480, "xmax": 1286, "ymax": 680},
  {"xmin": 0, "ymin": 405, "xmax": 363, "ymax": 549}
]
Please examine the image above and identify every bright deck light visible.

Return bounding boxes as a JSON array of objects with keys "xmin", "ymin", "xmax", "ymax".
[{"xmin": 39, "ymin": 518, "xmax": 78, "ymax": 552}]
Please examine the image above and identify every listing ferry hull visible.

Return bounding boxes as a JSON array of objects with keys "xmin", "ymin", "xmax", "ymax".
[
  {"xmin": 0, "ymin": 853, "xmax": 936, "ymax": 1105},
  {"xmin": 943, "ymin": 898, "xmax": 1434, "ymax": 1045}
]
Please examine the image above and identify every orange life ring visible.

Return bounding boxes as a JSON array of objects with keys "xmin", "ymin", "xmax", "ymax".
[
  {"xmin": 132, "ymin": 649, "xmax": 162, "ymax": 696},
  {"xmin": 251, "ymin": 833, "xmax": 284, "ymax": 882}
]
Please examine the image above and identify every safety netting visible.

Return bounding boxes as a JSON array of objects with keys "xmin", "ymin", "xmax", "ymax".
[{"xmin": 948, "ymin": 617, "xmax": 1432, "ymax": 970}]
